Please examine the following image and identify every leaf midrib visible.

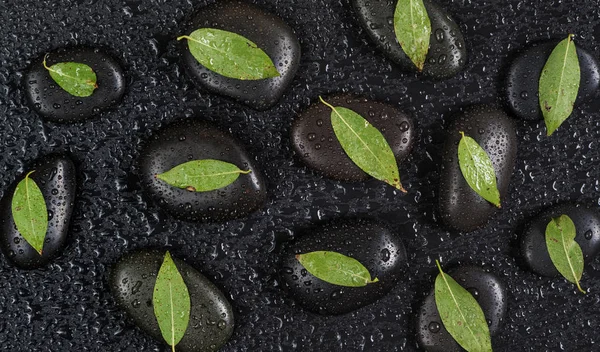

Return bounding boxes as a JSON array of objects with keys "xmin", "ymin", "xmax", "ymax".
[
  {"xmin": 556, "ymin": 219, "xmax": 582, "ymax": 290},
  {"xmin": 24, "ymin": 175, "xmax": 38, "ymax": 243},
  {"xmin": 552, "ymin": 36, "xmax": 573, "ymax": 120}
]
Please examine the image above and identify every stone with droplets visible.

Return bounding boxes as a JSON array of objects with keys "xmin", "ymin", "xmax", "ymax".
[
  {"xmin": 0, "ymin": 154, "xmax": 76, "ymax": 269},
  {"xmin": 279, "ymin": 218, "xmax": 407, "ymax": 315}
]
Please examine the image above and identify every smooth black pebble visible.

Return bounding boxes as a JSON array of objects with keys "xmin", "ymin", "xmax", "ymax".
[
  {"xmin": 416, "ymin": 266, "xmax": 507, "ymax": 352},
  {"xmin": 137, "ymin": 119, "xmax": 267, "ymax": 222},
  {"xmin": 24, "ymin": 46, "xmax": 125, "ymax": 123},
  {"xmin": 506, "ymin": 40, "xmax": 600, "ymax": 120},
  {"xmin": 352, "ymin": 0, "xmax": 467, "ymax": 79},
  {"xmin": 109, "ymin": 249, "xmax": 234, "ymax": 352},
  {"xmin": 439, "ymin": 106, "xmax": 517, "ymax": 232},
  {"xmin": 180, "ymin": 0, "xmax": 301, "ymax": 110},
  {"xmin": 279, "ymin": 218, "xmax": 406, "ymax": 315},
  {"xmin": 291, "ymin": 94, "xmax": 414, "ymax": 182},
  {"xmin": 521, "ymin": 204, "xmax": 600, "ymax": 277},
  {"xmin": 0, "ymin": 154, "xmax": 76, "ymax": 269}
]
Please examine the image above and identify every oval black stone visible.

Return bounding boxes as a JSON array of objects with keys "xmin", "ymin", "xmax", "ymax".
[
  {"xmin": 109, "ymin": 249, "xmax": 234, "ymax": 352},
  {"xmin": 0, "ymin": 154, "xmax": 76, "ymax": 269},
  {"xmin": 291, "ymin": 94, "xmax": 415, "ymax": 182},
  {"xmin": 180, "ymin": 0, "xmax": 301, "ymax": 110},
  {"xmin": 506, "ymin": 41, "xmax": 600, "ymax": 121},
  {"xmin": 137, "ymin": 119, "xmax": 267, "ymax": 223},
  {"xmin": 521, "ymin": 204, "xmax": 600, "ymax": 277},
  {"xmin": 279, "ymin": 218, "xmax": 407, "ymax": 315},
  {"xmin": 439, "ymin": 106, "xmax": 517, "ymax": 232},
  {"xmin": 416, "ymin": 266, "xmax": 507, "ymax": 351},
  {"xmin": 24, "ymin": 46, "xmax": 126, "ymax": 123},
  {"xmin": 352, "ymin": 0, "xmax": 467, "ymax": 79}
]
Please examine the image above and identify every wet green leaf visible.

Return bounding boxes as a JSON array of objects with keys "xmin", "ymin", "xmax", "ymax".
[
  {"xmin": 539, "ymin": 35, "xmax": 581, "ymax": 136},
  {"xmin": 43, "ymin": 54, "xmax": 97, "ymax": 97},
  {"xmin": 178, "ymin": 28, "xmax": 280, "ymax": 80},
  {"xmin": 11, "ymin": 171, "xmax": 48, "ymax": 255},
  {"xmin": 156, "ymin": 159, "xmax": 251, "ymax": 192},
  {"xmin": 296, "ymin": 251, "xmax": 379, "ymax": 287},
  {"xmin": 153, "ymin": 251, "xmax": 191, "ymax": 351},
  {"xmin": 457, "ymin": 131, "xmax": 501, "ymax": 207},
  {"xmin": 319, "ymin": 97, "xmax": 406, "ymax": 192},
  {"xmin": 545, "ymin": 215, "xmax": 585, "ymax": 294},
  {"xmin": 435, "ymin": 260, "xmax": 492, "ymax": 352},
  {"xmin": 393, "ymin": 0, "xmax": 431, "ymax": 71}
]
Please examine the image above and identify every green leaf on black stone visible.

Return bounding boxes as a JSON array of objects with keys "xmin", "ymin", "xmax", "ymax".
[
  {"xmin": 393, "ymin": 0, "xmax": 431, "ymax": 71},
  {"xmin": 153, "ymin": 251, "xmax": 191, "ymax": 352},
  {"xmin": 457, "ymin": 131, "xmax": 501, "ymax": 208},
  {"xmin": 545, "ymin": 214, "xmax": 585, "ymax": 294},
  {"xmin": 539, "ymin": 34, "xmax": 581, "ymax": 136},
  {"xmin": 177, "ymin": 28, "xmax": 280, "ymax": 80},
  {"xmin": 319, "ymin": 96, "xmax": 406, "ymax": 192},
  {"xmin": 156, "ymin": 159, "xmax": 251, "ymax": 192},
  {"xmin": 11, "ymin": 171, "xmax": 48, "ymax": 255},
  {"xmin": 43, "ymin": 54, "xmax": 98, "ymax": 97},
  {"xmin": 434, "ymin": 260, "xmax": 492, "ymax": 352},
  {"xmin": 296, "ymin": 251, "xmax": 379, "ymax": 287}
]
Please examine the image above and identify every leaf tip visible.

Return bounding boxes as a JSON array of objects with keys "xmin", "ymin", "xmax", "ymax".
[
  {"xmin": 295, "ymin": 254, "xmax": 302, "ymax": 261},
  {"xmin": 370, "ymin": 277, "xmax": 380, "ymax": 284}
]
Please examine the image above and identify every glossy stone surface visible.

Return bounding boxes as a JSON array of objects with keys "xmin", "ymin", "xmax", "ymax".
[
  {"xmin": 521, "ymin": 204, "xmax": 600, "ymax": 277},
  {"xmin": 0, "ymin": 154, "xmax": 76, "ymax": 269},
  {"xmin": 110, "ymin": 249, "xmax": 234, "ymax": 352},
  {"xmin": 180, "ymin": 0, "xmax": 301, "ymax": 110},
  {"xmin": 416, "ymin": 266, "xmax": 507, "ymax": 351},
  {"xmin": 279, "ymin": 218, "xmax": 406, "ymax": 315},
  {"xmin": 137, "ymin": 119, "xmax": 267, "ymax": 223},
  {"xmin": 506, "ymin": 41, "xmax": 600, "ymax": 121},
  {"xmin": 439, "ymin": 106, "xmax": 517, "ymax": 232},
  {"xmin": 24, "ymin": 46, "xmax": 125, "ymax": 123},
  {"xmin": 291, "ymin": 94, "xmax": 414, "ymax": 182},
  {"xmin": 353, "ymin": 0, "xmax": 467, "ymax": 79}
]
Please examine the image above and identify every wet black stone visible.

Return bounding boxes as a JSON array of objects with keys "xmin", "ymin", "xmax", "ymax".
[
  {"xmin": 24, "ymin": 46, "xmax": 126, "ymax": 123},
  {"xmin": 439, "ymin": 106, "xmax": 517, "ymax": 232},
  {"xmin": 180, "ymin": 0, "xmax": 301, "ymax": 110},
  {"xmin": 291, "ymin": 94, "xmax": 415, "ymax": 182},
  {"xmin": 109, "ymin": 249, "xmax": 234, "ymax": 352},
  {"xmin": 506, "ymin": 41, "xmax": 600, "ymax": 121},
  {"xmin": 416, "ymin": 266, "xmax": 507, "ymax": 351},
  {"xmin": 279, "ymin": 218, "xmax": 407, "ymax": 315},
  {"xmin": 352, "ymin": 0, "xmax": 467, "ymax": 79},
  {"xmin": 137, "ymin": 119, "xmax": 267, "ymax": 223},
  {"xmin": 521, "ymin": 204, "xmax": 600, "ymax": 277},
  {"xmin": 0, "ymin": 154, "xmax": 76, "ymax": 269}
]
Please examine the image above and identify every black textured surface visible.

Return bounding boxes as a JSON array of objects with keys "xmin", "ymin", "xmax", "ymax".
[{"xmin": 1, "ymin": 0, "xmax": 600, "ymax": 351}]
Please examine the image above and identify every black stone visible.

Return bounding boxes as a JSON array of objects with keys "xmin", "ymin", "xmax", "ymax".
[
  {"xmin": 416, "ymin": 266, "xmax": 507, "ymax": 352},
  {"xmin": 291, "ymin": 94, "xmax": 415, "ymax": 182},
  {"xmin": 137, "ymin": 119, "xmax": 267, "ymax": 223},
  {"xmin": 24, "ymin": 47, "xmax": 126, "ymax": 123},
  {"xmin": 180, "ymin": 0, "xmax": 301, "ymax": 110},
  {"xmin": 439, "ymin": 106, "xmax": 517, "ymax": 232},
  {"xmin": 0, "ymin": 154, "xmax": 76, "ymax": 269},
  {"xmin": 352, "ymin": 0, "xmax": 467, "ymax": 79},
  {"xmin": 521, "ymin": 204, "xmax": 600, "ymax": 277},
  {"xmin": 506, "ymin": 41, "xmax": 600, "ymax": 121},
  {"xmin": 279, "ymin": 218, "xmax": 407, "ymax": 315},
  {"xmin": 109, "ymin": 249, "xmax": 234, "ymax": 352}
]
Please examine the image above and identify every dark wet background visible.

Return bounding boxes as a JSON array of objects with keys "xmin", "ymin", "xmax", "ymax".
[{"xmin": 0, "ymin": 0, "xmax": 599, "ymax": 351}]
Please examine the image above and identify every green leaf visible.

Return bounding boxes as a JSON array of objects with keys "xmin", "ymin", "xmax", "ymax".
[
  {"xmin": 319, "ymin": 97, "xmax": 406, "ymax": 192},
  {"xmin": 393, "ymin": 0, "xmax": 431, "ymax": 71},
  {"xmin": 539, "ymin": 34, "xmax": 581, "ymax": 136},
  {"xmin": 545, "ymin": 215, "xmax": 586, "ymax": 294},
  {"xmin": 11, "ymin": 171, "xmax": 48, "ymax": 255},
  {"xmin": 177, "ymin": 28, "xmax": 280, "ymax": 80},
  {"xmin": 156, "ymin": 159, "xmax": 251, "ymax": 192},
  {"xmin": 153, "ymin": 251, "xmax": 191, "ymax": 351},
  {"xmin": 296, "ymin": 251, "xmax": 379, "ymax": 287},
  {"xmin": 434, "ymin": 260, "xmax": 492, "ymax": 352},
  {"xmin": 457, "ymin": 131, "xmax": 501, "ymax": 208},
  {"xmin": 43, "ymin": 54, "xmax": 98, "ymax": 97}
]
